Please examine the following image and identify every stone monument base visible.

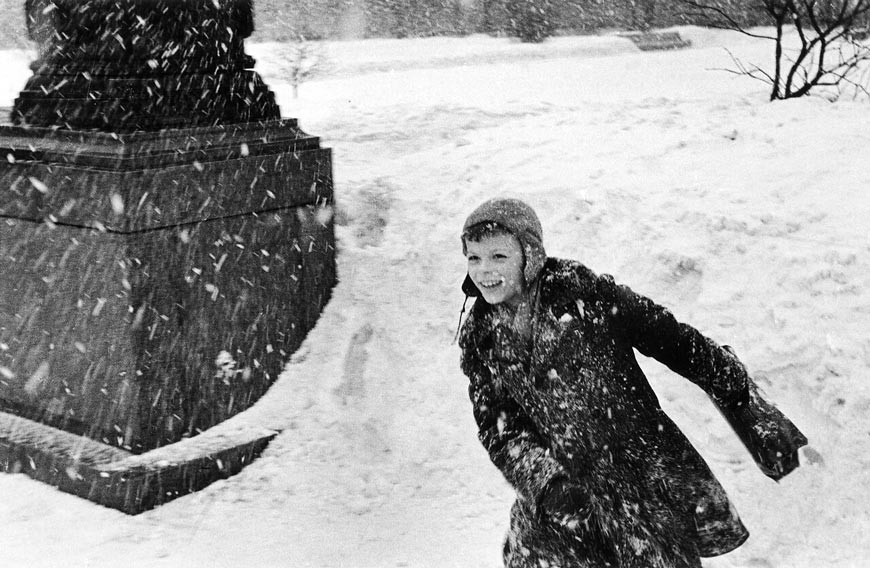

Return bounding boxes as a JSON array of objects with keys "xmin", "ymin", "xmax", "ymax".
[
  {"xmin": 1, "ymin": 0, "xmax": 335, "ymax": 512},
  {"xmin": 0, "ymin": 119, "xmax": 334, "ymax": 454},
  {"xmin": 0, "ymin": 408, "xmax": 277, "ymax": 513},
  {"xmin": 0, "ymin": 117, "xmax": 334, "ymax": 509}
]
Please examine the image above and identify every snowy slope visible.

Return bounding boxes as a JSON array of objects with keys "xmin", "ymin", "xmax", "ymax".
[{"xmin": 1, "ymin": 28, "xmax": 868, "ymax": 567}]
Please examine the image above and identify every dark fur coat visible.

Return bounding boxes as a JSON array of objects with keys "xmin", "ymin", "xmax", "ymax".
[{"xmin": 459, "ymin": 258, "xmax": 750, "ymax": 568}]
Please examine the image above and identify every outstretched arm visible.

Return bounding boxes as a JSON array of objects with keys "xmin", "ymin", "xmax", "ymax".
[
  {"xmin": 599, "ymin": 274, "xmax": 807, "ymax": 480},
  {"xmin": 600, "ymin": 274, "xmax": 749, "ymax": 408}
]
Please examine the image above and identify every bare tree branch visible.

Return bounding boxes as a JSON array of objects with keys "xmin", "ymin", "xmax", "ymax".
[
  {"xmin": 683, "ymin": 0, "xmax": 870, "ymax": 101},
  {"xmin": 723, "ymin": 48, "xmax": 777, "ymax": 84},
  {"xmin": 679, "ymin": 0, "xmax": 777, "ymax": 39}
]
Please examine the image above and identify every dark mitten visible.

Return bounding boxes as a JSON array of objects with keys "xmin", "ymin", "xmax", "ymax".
[
  {"xmin": 721, "ymin": 381, "xmax": 808, "ymax": 481},
  {"xmin": 717, "ymin": 346, "xmax": 808, "ymax": 481}
]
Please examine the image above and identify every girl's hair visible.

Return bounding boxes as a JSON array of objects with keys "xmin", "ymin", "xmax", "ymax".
[{"xmin": 461, "ymin": 221, "xmax": 514, "ymax": 244}]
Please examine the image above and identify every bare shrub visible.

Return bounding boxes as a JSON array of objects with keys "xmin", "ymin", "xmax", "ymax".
[{"xmin": 683, "ymin": 0, "xmax": 870, "ymax": 100}]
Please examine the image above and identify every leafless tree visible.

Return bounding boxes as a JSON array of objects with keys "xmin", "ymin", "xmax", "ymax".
[
  {"xmin": 683, "ymin": 0, "xmax": 870, "ymax": 100},
  {"xmin": 283, "ymin": 35, "xmax": 329, "ymax": 99}
]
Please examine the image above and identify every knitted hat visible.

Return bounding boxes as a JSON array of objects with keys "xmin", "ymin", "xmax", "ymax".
[{"xmin": 460, "ymin": 197, "xmax": 546, "ymax": 297}]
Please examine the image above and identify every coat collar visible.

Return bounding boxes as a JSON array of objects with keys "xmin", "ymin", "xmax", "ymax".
[
  {"xmin": 537, "ymin": 258, "xmax": 597, "ymax": 312},
  {"xmin": 461, "ymin": 258, "xmax": 597, "ymax": 367}
]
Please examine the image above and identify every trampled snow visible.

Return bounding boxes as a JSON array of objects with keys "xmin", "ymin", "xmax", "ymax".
[{"xmin": 1, "ymin": 27, "xmax": 868, "ymax": 567}]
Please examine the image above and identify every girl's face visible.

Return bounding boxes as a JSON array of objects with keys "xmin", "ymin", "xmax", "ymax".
[{"xmin": 465, "ymin": 233, "xmax": 525, "ymax": 306}]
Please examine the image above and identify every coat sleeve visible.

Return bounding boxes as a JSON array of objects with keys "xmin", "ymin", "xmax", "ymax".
[
  {"xmin": 599, "ymin": 274, "xmax": 749, "ymax": 409},
  {"xmin": 598, "ymin": 273, "xmax": 809, "ymax": 481},
  {"xmin": 459, "ymin": 326, "xmax": 566, "ymax": 510},
  {"xmin": 467, "ymin": 376, "xmax": 567, "ymax": 508}
]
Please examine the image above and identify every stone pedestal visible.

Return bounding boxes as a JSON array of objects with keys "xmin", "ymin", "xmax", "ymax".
[
  {"xmin": 0, "ymin": 120, "xmax": 335, "ymax": 453},
  {"xmin": 0, "ymin": 0, "xmax": 336, "ymax": 512}
]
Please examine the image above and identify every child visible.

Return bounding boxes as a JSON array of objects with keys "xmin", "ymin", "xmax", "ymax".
[{"xmin": 457, "ymin": 197, "xmax": 807, "ymax": 568}]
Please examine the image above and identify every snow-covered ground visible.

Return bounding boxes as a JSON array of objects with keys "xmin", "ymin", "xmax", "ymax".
[{"xmin": 1, "ymin": 27, "xmax": 868, "ymax": 567}]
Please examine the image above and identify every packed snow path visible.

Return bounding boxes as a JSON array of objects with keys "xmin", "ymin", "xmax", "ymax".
[{"xmin": 1, "ymin": 28, "xmax": 868, "ymax": 567}]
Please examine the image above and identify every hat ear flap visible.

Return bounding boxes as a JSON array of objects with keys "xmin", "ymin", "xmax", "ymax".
[
  {"xmin": 462, "ymin": 274, "xmax": 480, "ymax": 297},
  {"xmin": 522, "ymin": 241, "xmax": 544, "ymax": 287}
]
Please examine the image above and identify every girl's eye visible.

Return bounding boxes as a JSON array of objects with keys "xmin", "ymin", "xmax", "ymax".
[
  {"xmin": 493, "ymin": 253, "xmax": 507, "ymax": 260},
  {"xmin": 467, "ymin": 255, "xmax": 480, "ymax": 262}
]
